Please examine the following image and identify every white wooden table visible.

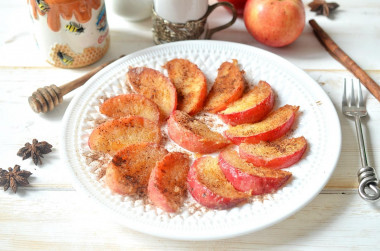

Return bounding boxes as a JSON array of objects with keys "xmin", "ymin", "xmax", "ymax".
[{"xmin": 1, "ymin": 0, "xmax": 380, "ymax": 249}]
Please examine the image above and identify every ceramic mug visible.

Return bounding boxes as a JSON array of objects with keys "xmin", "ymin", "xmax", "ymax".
[
  {"xmin": 27, "ymin": 0, "xmax": 110, "ymax": 68},
  {"xmin": 111, "ymin": 0, "xmax": 153, "ymax": 21},
  {"xmin": 152, "ymin": 0, "xmax": 237, "ymax": 44}
]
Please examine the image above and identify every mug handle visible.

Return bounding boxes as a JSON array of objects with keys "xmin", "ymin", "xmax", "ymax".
[{"xmin": 203, "ymin": 2, "xmax": 237, "ymax": 39}]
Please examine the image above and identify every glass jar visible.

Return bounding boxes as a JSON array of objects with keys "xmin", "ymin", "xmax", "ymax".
[{"xmin": 27, "ymin": 0, "xmax": 110, "ymax": 68}]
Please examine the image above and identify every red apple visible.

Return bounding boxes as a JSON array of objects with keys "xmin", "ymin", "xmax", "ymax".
[
  {"xmin": 105, "ymin": 143, "xmax": 168, "ymax": 196},
  {"xmin": 187, "ymin": 156, "xmax": 249, "ymax": 209},
  {"xmin": 218, "ymin": 0, "xmax": 248, "ymax": 16},
  {"xmin": 100, "ymin": 94, "xmax": 160, "ymax": 124},
  {"xmin": 88, "ymin": 116, "xmax": 161, "ymax": 155},
  {"xmin": 127, "ymin": 67, "xmax": 177, "ymax": 120},
  {"xmin": 218, "ymin": 80, "xmax": 275, "ymax": 126},
  {"xmin": 163, "ymin": 58, "xmax": 208, "ymax": 116},
  {"xmin": 239, "ymin": 136, "xmax": 307, "ymax": 169},
  {"xmin": 243, "ymin": 0, "xmax": 305, "ymax": 47},
  {"xmin": 203, "ymin": 59, "xmax": 245, "ymax": 114},
  {"xmin": 167, "ymin": 110, "xmax": 230, "ymax": 154},
  {"xmin": 218, "ymin": 148, "xmax": 292, "ymax": 195},
  {"xmin": 224, "ymin": 105, "xmax": 299, "ymax": 145},
  {"xmin": 148, "ymin": 152, "xmax": 190, "ymax": 213}
]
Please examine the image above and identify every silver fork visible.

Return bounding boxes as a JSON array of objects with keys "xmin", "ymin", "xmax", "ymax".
[{"xmin": 342, "ymin": 79, "xmax": 380, "ymax": 201}]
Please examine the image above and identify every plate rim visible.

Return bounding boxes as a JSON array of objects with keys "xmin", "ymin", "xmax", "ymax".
[{"xmin": 60, "ymin": 40, "xmax": 342, "ymax": 241}]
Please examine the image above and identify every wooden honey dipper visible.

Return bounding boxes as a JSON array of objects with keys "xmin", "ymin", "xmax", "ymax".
[{"xmin": 29, "ymin": 56, "xmax": 122, "ymax": 113}]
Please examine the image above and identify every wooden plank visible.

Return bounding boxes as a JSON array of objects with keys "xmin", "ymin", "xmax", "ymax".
[
  {"xmin": 1, "ymin": 1, "xmax": 380, "ymax": 250},
  {"xmin": 2, "ymin": 1, "xmax": 380, "ymax": 70},
  {"xmin": 0, "ymin": 191, "xmax": 378, "ymax": 249},
  {"xmin": 2, "ymin": 68, "xmax": 379, "ymax": 190}
]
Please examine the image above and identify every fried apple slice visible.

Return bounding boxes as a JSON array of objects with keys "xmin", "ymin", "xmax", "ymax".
[
  {"xmin": 148, "ymin": 152, "xmax": 190, "ymax": 213},
  {"xmin": 224, "ymin": 105, "xmax": 299, "ymax": 144},
  {"xmin": 203, "ymin": 59, "xmax": 245, "ymax": 113},
  {"xmin": 100, "ymin": 94, "xmax": 160, "ymax": 123},
  {"xmin": 218, "ymin": 148, "xmax": 292, "ymax": 195},
  {"xmin": 127, "ymin": 67, "xmax": 177, "ymax": 119},
  {"xmin": 105, "ymin": 143, "xmax": 168, "ymax": 196},
  {"xmin": 88, "ymin": 116, "xmax": 161, "ymax": 154},
  {"xmin": 164, "ymin": 58, "xmax": 208, "ymax": 115},
  {"xmin": 239, "ymin": 137, "xmax": 307, "ymax": 169},
  {"xmin": 167, "ymin": 110, "xmax": 229, "ymax": 153},
  {"xmin": 218, "ymin": 81, "xmax": 275, "ymax": 126},
  {"xmin": 187, "ymin": 156, "xmax": 249, "ymax": 209}
]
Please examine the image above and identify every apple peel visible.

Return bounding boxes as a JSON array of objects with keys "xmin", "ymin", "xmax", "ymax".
[
  {"xmin": 203, "ymin": 59, "xmax": 245, "ymax": 113},
  {"xmin": 239, "ymin": 136, "xmax": 307, "ymax": 169},
  {"xmin": 148, "ymin": 152, "xmax": 190, "ymax": 213},
  {"xmin": 164, "ymin": 58, "xmax": 208, "ymax": 115},
  {"xmin": 224, "ymin": 104, "xmax": 299, "ymax": 144},
  {"xmin": 188, "ymin": 156, "xmax": 250, "ymax": 209},
  {"xmin": 167, "ymin": 110, "xmax": 230, "ymax": 154},
  {"xmin": 218, "ymin": 80, "xmax": 275, "ymax": 126},
  {"xmin": 218, "ymin": 148, "xmax": 292, "ymax": 195}
]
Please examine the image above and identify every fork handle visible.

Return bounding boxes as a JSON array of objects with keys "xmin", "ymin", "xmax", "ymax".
[
  {"xmin": 354, "ymin": 116, "xmax": 380, "ymax": 201},
  {"xmin": 358, "ymin": 166, "xmax": 380, "ymax": 201},
  {"xmin": 354, "ymin": 116, "xmax": 368, "ymax": 167}
]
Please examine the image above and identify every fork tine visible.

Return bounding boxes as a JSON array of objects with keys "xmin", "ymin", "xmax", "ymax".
[
  {"xmin": 358, "ymin": 80, "xmax": 364, "ymax": 107},
  {"xmin": 350, "ymin": 79, "xmax": 356, "ymax": 107},
  {"xmin": 342, "ymin": 78, "xmax": 348, "ymax": 107}
]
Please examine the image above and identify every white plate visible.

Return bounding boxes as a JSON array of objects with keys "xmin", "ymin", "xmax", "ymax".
[{"xmin": 61, "ymin": 40, "xmax": 341, "ymax": 240}]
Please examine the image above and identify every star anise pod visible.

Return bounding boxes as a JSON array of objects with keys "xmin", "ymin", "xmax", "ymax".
[
  {"xmin": 308, "ymin": 0, "xmax": 339, "ymax": 17},
  {"xmin": 0, "ymin": 165, "xmax": 32, "ymax": 193},
  {"xmin": 17, "ymin": 139, "xmax": 53, "ymax": 166}
]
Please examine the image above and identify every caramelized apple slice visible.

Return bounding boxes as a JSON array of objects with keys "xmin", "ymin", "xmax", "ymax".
[
  {"xmin": 224, "ymin": 105, "xmax": 299, "ymax": 144},
  {"xmin": 164, "ymin": 58, "xmax": 208, "ymax": 115},
  {"xmin": 88, "ymin": 116, "xmax": 161, "ymax": 154},
  {"xmin": 167, "ymin": 110, "xmax": 229, "ymax": 153},
  {"xmin": 105, "ymin": 143, "xmax": 168, "ymax": 196},
  {"xmin": 100, "ymin": 94, "xmax": 160, "ymax": 123},
  {"xmin": 148, "ymin": 152, "xmax": 190, "ymax": 213},
  {"xmin": 203, "ymin": 59, "xmax": 245, "ymax": 113},
  {"xmin": 127, "ymin": 67, "xmax": 177, "ymax": 119},
  {"xmin": 188, "ymin": 156, "xmax": 249, "ymax": 209},
  {"xmin": 218, "ymin": 148, "xmax": 292, "ymax": 195},
  {"xmin": 218, "ymin": 81, "xmax": 275, "ymax": 126},
  {"xmin": 239, "ymin": 137, "xmax": 307, "ymax": 169}
]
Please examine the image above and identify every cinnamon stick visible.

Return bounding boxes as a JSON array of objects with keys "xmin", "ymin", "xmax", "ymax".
[{"xmin": 309, "ymin": 19, "xmax": 380, "ymax": 102}]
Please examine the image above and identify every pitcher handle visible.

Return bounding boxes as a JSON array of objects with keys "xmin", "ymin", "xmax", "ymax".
[{"xmin": 203, "ymin": 2, "xmax": 237, "ymax": 39}]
